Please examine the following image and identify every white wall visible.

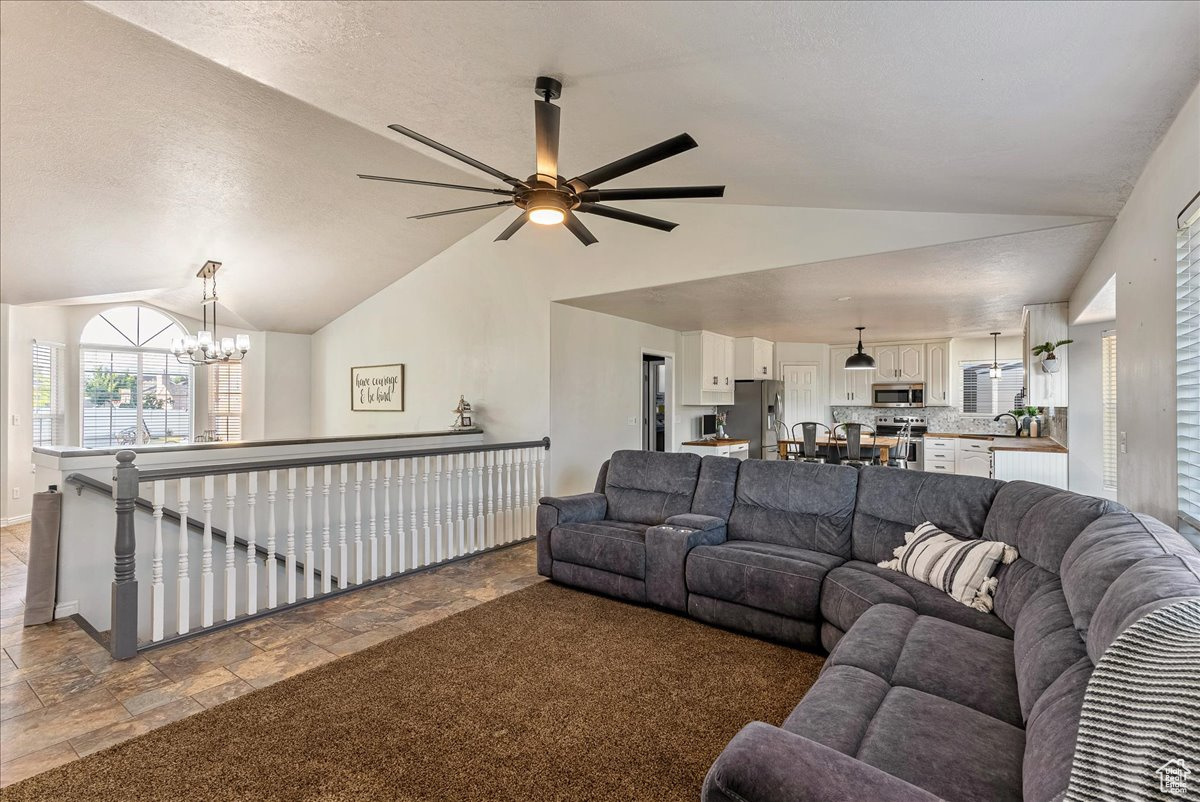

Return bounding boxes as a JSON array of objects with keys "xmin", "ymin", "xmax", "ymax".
[
  {"xmin": 261, "ymin": 332, "xmax": 312, "ymax": 440},
  {"xmin": 1069, "ymin": 82, "xmax": 1199, "ymax": 524},
  {"xmin": 1067, "ymin": 321, "xmax": 1116, "ymax": 500}
]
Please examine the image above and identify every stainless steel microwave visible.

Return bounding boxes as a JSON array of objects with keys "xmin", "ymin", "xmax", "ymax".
[{"xmin": 872, "ymin": 383, "xmax": 925, "ymax": 408}]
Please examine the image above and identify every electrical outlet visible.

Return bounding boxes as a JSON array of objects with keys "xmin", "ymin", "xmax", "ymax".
[
  {"xmin": 626, "ymin": 416, "xmax": 638, "ymax": 426},
  {"xmin": 10, "ymin": 414, "xmax": 19, "ymax": 426},
  {"xmin": 1119, "ymin": 431, "xmax": 1127, "ymax": 454}
]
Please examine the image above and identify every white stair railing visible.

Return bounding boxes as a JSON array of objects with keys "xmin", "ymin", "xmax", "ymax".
[{"xmin": 107, "ymin": 438, "xmax": 550, "ymax": 658}]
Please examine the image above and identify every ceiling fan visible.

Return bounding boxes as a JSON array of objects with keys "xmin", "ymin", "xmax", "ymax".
[{"xmin": 358, "ymin": 76, "xmax": 725, "ymax": 246}]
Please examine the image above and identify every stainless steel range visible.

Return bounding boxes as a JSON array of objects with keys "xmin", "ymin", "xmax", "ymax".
[{"xmin": 875, "ymin": 414, "xmax": 928, "ymax": 468}]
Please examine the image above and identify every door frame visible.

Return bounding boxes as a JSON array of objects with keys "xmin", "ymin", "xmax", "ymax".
[{"xmin": 640, "ymin": 348, "xmax": 675, "ymax": 452}]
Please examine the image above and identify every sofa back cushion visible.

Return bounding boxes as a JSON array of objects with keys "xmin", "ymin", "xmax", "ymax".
[
  {"xmin": 1012, "ymin": 580, "xmax": 1088, "ymax": 722},
  {"xmin": 850, "ymin": 467, "xmax": 1002, "ymax": 563},
  {"xmin": 726, "ymin": 460, "xmax": 858, "ymax": 556},
  {"xmin": 1085, "ymin": 551, "xmax": 1200, "ymax": 664},
  {"xmin": 1022, "ymin": 657, "xmax": 1092, "ymax": 802},
  {"xmin": 690, "ymin": 456, "xmax": 741, "ymax": 520},
  {"xmin": 1060, "ymin": 512, "xmax": 1195, "ymax": 638},
  {"xmin": 603, "ymin": 450, "xmax": 702, "ymax": 525}
]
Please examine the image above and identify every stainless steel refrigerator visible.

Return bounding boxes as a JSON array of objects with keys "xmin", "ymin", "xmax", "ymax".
[{"xmin": 724, "ymin": 380, "xmax": 784, "ymax": 460}]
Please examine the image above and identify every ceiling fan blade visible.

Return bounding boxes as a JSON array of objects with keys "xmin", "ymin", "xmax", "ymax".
[
  {"xmin": 534, "ymin": 100, "xmax": 560, "ymax": 186},
  {"xmin": 494, "ymin": 212, "xmax": 528, "ymax": 242},
  {"xmin": 408, "ymin": 200, "xmax": 514, "ymax": 220},
  {"xmin": 357, "ymin": 174, "xmax": 514, "ymax": 196},
  {"xmin": 567, "ymin": 133, "xmax": 698, "ymax": 192},
  {"xmin": 387, "ymin": 124, "xmax": 525, "ymax": 188},
  {"xmin": 563, "ymin": 212, "xmax": 598, "ymax": 246},
  {"xmin": 576, "ymin": 203, "xmax": 677, "ymax": 232},
  {"xmin": 578, "ymin": 185, "xmax": 724, "ymax": 202}
]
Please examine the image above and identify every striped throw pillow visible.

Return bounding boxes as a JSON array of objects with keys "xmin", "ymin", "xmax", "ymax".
[{"xmin": 878, "ymin": 522, "xmax": 1019, "ymax": 612}]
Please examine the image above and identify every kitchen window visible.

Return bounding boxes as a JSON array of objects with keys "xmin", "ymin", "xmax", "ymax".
[
  {"xmin": 1102, "ymin": 331, "xmax": 1117, "ymax": 491},
  {"xmin": 208, "ymin": 362, "xmax": 243, "ymax": 442},
  {"xmin": 32, "ymin": 340, "xmax": 65, "ymax": 447},
  {"xmin": 1178, "ymin": 192, "xmax": 1199, "ymax": 532},
  {"xmin": 960, "ymin": 361, "xmax": 1025, "ymax": 415}
]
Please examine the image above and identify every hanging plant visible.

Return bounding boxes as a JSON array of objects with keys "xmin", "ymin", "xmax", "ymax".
[{"xmin": 1032, "ymin": 339, "xmax": 1073, "ymax": 373}]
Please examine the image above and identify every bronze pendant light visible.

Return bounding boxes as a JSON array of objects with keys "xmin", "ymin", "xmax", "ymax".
[{"xmin": 845, "ymin": 326, "xmax": 876, "ymax": 370}]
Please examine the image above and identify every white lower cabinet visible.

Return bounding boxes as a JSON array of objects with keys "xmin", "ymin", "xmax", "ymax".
[
  {"xmin": 923, "ymin": 437, "xmax": 957, "ymax": 473},
  {"xmin": 680, "ymin": 442, "xmax": 750, "ymax": 460},
  {"xmin": 956, "ymin": 440, "xmax": 993, "ymax": 478},
  {"xmin": 993, "ymin": 450, "xmax": 1068, "ymax": 489}
]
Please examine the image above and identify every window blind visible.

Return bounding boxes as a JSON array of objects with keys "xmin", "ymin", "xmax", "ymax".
[
  {"xmin": 31, "ymin": 341, "xmax": 65, "ymax": 447},
  {"xmin": 81, "ymin": 348, "xmax": 192, "ymax": 447},
  {"xmin": 960, "ymin": 361, "xmax": 1025, "ymax": 415},
  {"xmin": 1178, "ymin": 202, "xmax": 1199, "ymax": 530},
  {"xmin": 1102, "ymin": 331, "xmax": 1117, "ymax": 491},
  {"xmin": 209, "ymin": 362, "xmax": 243, "ymax": 442}
]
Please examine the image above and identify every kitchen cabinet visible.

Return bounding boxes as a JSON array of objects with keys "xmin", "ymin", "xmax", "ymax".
[
  {"xmin": 1023, "ymin": 303, "xmax": 1069, "ymax": 407},
  {"xmin": 993, "ymin": 450, "xmax": 1067, "ymax": 489},
  {"xmin": 923, "ymin": 436, "xmax": 958, "ymax": 472},
  {"xmin": 956, "ymin": 439, "xmax": 993, "ymax": 477},
  {"xmin": 680, "ymin": 440, "xmax": 750, "ymax": 460},
  {"xmin": 830, "ymin": 346, "xmax": 873, "ymax": 406},
  {"xmin": 681, "ymin": 330, "xmax": 735, "ymax": 405},
  {"xmin": 735, "ymin": 337, "xmax": 775, "ymax": 380},
  {"xmin": 872, "ymin": 345, "xmax": 925, "ymax": 382},
  {"xmin": 925, "ymin": 341, "xmax": 950, "ymax": 406}
]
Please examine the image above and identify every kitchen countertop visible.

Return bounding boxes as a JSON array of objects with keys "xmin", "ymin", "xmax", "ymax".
[
  {"xmin": 681, "ymin": 439, "xmax": 750, "ymax": 447},
  {"xmin": 924, "ymin": 433, "xmax": 1067, "ymax": 453}
]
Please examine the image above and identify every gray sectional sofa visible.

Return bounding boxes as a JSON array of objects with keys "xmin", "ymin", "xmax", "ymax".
[{"xmin": 537, "ymin": 450, "xmax": 1200, "ymax": 802}]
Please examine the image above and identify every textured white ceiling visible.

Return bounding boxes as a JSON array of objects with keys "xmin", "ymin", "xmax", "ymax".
[
  {"xmin": 0, "ymin": 1, "xmax": 500, "ymax": 332},
  {"xmin": 559, "ymin": 220, "xmax": 1113, "ymax": 343},
  {"xmin": 91, "ymin": 0, "xmax": 1199, "ymax": 216}
]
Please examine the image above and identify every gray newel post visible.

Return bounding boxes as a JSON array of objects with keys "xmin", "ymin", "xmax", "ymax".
[{"xmin": 110, "ymin": 450, "xmax": 140, "ymax": 659}]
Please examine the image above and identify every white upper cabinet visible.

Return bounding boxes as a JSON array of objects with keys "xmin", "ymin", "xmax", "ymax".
[
  {"xmin": 829, "ymin": 346, "xmax": 874, "ymax": 406},
  {"xmin": 682, "ymin": 330, "xmax": 735, "ymax": 405},
  {"xmin": 735, "ymin": 337, "xmax": 775, "ymax": 380},
  {"xmin": 874, "ymin": 346, "xmax": 899, "ymax": 382},
  {"xmin": 873, "ymin": 345, "xmax": 925, "ymax": 381},
  {"xmin": 924, "ymin": 341, "xmax": 951, "ymax": 405}
]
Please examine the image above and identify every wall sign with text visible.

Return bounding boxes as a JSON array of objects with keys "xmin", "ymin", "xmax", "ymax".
[{"xmin": 351, "ymin": 364, "xmax": 405, "ymax": 411}]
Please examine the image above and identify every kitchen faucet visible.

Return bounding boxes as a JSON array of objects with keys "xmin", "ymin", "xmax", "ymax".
[{"xmin": 993, "ymin": 412, "xmax": 1023, "ymax": 436}]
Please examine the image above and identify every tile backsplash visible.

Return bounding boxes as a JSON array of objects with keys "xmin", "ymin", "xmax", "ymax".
[{"xmin": 831, "ymin": 406, "xmax": 1068, "ymax": 440}]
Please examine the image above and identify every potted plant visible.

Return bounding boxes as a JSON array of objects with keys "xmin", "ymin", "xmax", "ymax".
[
  {"xmin": 715, "ymin": 410, "xmax": 728, "ymax": 439},
  {"xmin": 1013, "ymin": 405, "xmax": 1041, "ymax": 437},
  {"xmin": 1031, "ymin": 339, "xmax": 1073, "ymax": 373}
]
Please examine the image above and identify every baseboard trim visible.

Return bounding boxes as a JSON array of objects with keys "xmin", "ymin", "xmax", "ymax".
[
  {"xmin": 55, "ymin": 600, "xmax": 80, "ymax": 618},
  {"xmin": 1, "ymin": 514, "xmax": 31, "ymax": 527}
]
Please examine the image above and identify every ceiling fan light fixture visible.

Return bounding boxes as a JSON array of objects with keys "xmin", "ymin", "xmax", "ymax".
[
  {"xmin": 529, "ymin": 207, "xmax": 566, "ymax": 226},
  {"xmin": 524, "ymin": 189, "xmax": 569, "ymax": 226},
  {"xmin": 845, "ymin": 326, "xmax": 876, "ymax": 371}
]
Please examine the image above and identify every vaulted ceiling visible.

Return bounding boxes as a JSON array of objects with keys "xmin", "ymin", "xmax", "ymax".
[{"xmin": 1, "ymin": 1, "xmax": 1197, "ymax": 334}]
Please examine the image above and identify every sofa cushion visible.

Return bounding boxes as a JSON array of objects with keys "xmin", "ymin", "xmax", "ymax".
[
  {"xmin": 782, "ymin": 664, "xmax": 891, "ymax": 751},
  {"xmin": 991, "ymin": 557, "xmax": 1057, "ymax": 631},
  {"xmin": 1023, "ymin": 657, "xmax": 1091, "ymax": 802},
  {"xmin": 686, "ymin": 541, "xmax": 843, "ymax": 619},
  {"xmin": 550, "ymin": 561, "xmax": 646, "ymax": 604},
  {"xmin": 690, "ymin": 455, "xmax": 741, "ymax": 520},
  {"xmin": 826, "ymin": 604, "xmax": 1021, "ymax": 726},
  {"xmin": 851, "ymin": 467, "xmax": 1002, "ymax": 564},
  {"xmin": 1085, "ymin": 552, "xmax": 1200, "ymax": 663},
  {"xmin": 983, "ymin": 480, "xmax": 1122, "ymax": 573},
  {"xmin": 820, "ymin": 560, "xmax": 1014, "ymax": 639},
  {"xmin": 603, "ymin": 450, "xmax": 701, "ymax": 525},
  {"xmin": 687, "ymin": 595, "xmax": 819, "ymax": 646},
  {"xmin": 878, "ymin": 521, "xmax": 1018, "ymax": 612},
  {"xmin": 1012, "ymin": 579, "xmax": 1088, "ymax": 722},
  {"xmin": 856, "ymin": 687, "xmax": 1025, "ymax": 802},
  {"xmin": 550, "ymin": 520, "xmax": 647, "ymax": 578},
  {"xmin": 726, "ymin": 460, "xmax": 858, "ymax": 557},
  {"xmin": 1059, "ymin": 511, "xmax": 1195, "ymax": 638}
]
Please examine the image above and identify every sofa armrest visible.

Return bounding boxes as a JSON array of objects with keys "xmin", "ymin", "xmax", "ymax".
[
  {"xmin": 645, "ymin": 519, "xmax": 727, "ymax": 612},
  {"xmin": 665, "ymin": 513, "xmax": 726, "ymax": 531},
  {"xmin": 702, "ymin": 722, "xmax": 943, "ymax": 802},
  {"xmin": 536, "ymin": 493, "xmax": 608, "ymax": 577}
]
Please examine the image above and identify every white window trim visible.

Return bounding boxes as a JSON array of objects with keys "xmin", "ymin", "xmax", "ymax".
[{"xmin": 957, "ymin": 360, "xmax": 1026, "ymax": 417}]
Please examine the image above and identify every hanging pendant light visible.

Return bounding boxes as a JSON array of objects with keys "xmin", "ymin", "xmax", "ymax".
[
  {"xmin": 170, "ymin": 261, "xmax": 250, "ymax": 366},
  {"xmin": 845, "ymin": 326, "xmax": 876, "ymax": 370},
  {"xmin": 989, "ymin": 332, "xmax": 1002, "ymax": 380}
]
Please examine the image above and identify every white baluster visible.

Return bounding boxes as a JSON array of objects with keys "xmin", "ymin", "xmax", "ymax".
[
  {"xmin": 537, "ymin": 446, "xmax": 547, "ymax": 525},
  {"xmin": 369, "ymin": 461, "xmax": 379, "ymax": 580},
  {"xmin": 504, "ymin": 449, "xmax": 515, "ymax": 544},
  {"xmin": 201, "ymin": 475, "xmax": 215, "ymax": 627},
  {"xmin": 485, "ymin": 451, "xmax": 496, "ymax": 548},
  {"xmin": 337, "ymin": 463, "xmax": 349, "ymax": 588},
  {"xmin": 443, "ymin": 455, "xmax": 454, "ymax": 559},
  {"xmin": 407, "ymin": 457, "xmax": 418, "ymax": 569},
  {"xmin": 525, "ymin": 447, "xmax": 535, "ymax": 538},
  {"xmin": 518, "ymin": 448, "xmax": 529, "ymax": 539},
  {"xmin": 224, "ymin": 473, "xmax": 237, "ymax": 621},
  {"xmin": 466, "ymin": 453, "xmax": 477, "ymax": 553},
  {"xmin": 266, "ymin": 470, "xmax": 278, "ymax": 609},
  {"xmin": 422, "ymin": 456, "xmax": 432, "ymax": 566},
  {"xmin": 150, "ymin": 480, "xmax": 165, "ymax": 642},
  {"xmin": 322, "ymin": 465, "xmax": 333, "ymax": 594},
  {"xmin": 245, "ymin": 472, "xmax": 258, "ymax": 616},
  {"xmin": 176, "ymin": 478, "xmax": 191, "ymax": 635},
  {"xmin": 286, "ymin": 468, "xmax": 297, "ymax": 604},
  {"xmin": 455, "ymin": 453, "xmax": 466, "ymax": 556},
  {"xmin": 433, "ymin": 455, "xmax": 444, "ymax": 562},
  {"xmin": 382, "ymin": 460, "xmax": 393, "ymax": 576},
  {"xmin": 304, "ymin": 467, "xmax": 315, "ymax": 598},
  {"xmin": 353, "ymin": 462, "xmax": 365, "ymax": 583}
]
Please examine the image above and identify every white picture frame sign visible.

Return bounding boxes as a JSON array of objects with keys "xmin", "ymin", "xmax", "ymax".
[{"xmin": 351, "ymin": 364, "xmax": 405, "ymax": 412}]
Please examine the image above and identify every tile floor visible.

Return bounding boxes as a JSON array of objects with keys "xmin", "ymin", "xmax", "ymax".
[{"xmin": 0, "ymin": 521, "xmax": 542, "ymax": 787}]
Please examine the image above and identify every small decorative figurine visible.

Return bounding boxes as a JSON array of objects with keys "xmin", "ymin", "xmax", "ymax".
[{"xmin": 452, "ymin": 396, "xmax": 474, "ymax": 430}]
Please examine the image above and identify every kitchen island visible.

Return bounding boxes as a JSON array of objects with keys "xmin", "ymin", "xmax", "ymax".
[{"xmin": 681, "ymin": 439, "xmax": 750, "ymax": 459}]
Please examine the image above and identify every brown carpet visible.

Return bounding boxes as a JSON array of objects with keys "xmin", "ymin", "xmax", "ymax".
[{"xmin": 4, "ymin": 582, "xmax": 824, "ymax": 802}]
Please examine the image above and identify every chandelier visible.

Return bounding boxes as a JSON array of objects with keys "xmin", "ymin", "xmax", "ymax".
[{"xmin": 171, "ymin": 260, "xmax": 249, "ymax": 365}]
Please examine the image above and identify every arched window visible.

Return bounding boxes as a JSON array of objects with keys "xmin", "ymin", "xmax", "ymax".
[{"xmin": 80, "ymin": 306, "xmax": 194, "ymax": 447}]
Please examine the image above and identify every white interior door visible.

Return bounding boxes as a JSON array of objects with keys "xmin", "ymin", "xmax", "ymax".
[{"xmin": 783, "ymin": 363, "xmax": 821, "ymax": 435}]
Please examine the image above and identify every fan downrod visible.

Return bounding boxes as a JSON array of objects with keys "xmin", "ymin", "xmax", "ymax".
[{"xmin": 535, "ymin": 75, "xmax": 562, "ymax": 101}]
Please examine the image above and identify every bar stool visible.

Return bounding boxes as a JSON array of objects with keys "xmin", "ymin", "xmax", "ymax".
[
  {"xmin": 887, "ymin": 422, "xmax": 913, "ymax": 469},
  {"xmin": 788, "ymin": 422, "xmax": 832, "ymax": 463},
  {"xmin": 833, "ymin": 422, "xmax": 879, "ymax": 467}
]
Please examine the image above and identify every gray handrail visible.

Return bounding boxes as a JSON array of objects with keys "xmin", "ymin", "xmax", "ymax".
[
  {"xmin": 65, "ymin": 473, "xmax": 316, "ymax": 575},
  {"xmin": 134, "ymin": 436, "xmax": 551, "ymax": 482}
]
